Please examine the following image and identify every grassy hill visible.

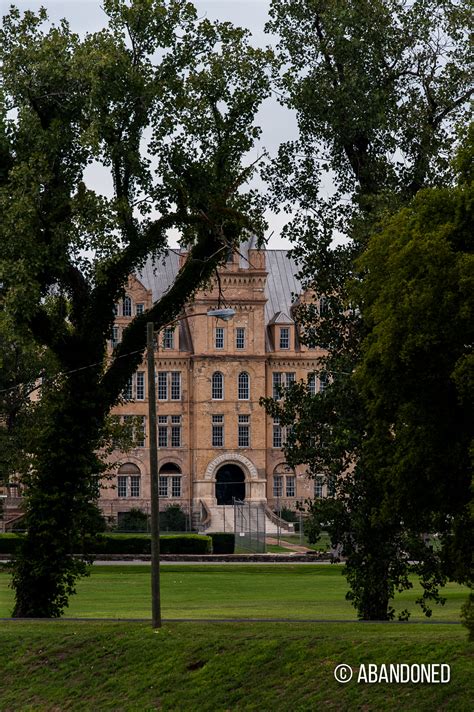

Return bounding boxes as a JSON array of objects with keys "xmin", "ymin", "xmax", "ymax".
[{"xmin": 0, "ymin": 620, "xmax": 471, "ymax": 711}]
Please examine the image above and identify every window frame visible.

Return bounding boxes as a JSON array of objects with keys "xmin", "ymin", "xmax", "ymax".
[
  {"xmin": 211, "ymin": 372, "xmax": 224, "ymax": 400},
  {"xmin": 279, "ymin": 327, "xmax": 290, "ymax": 349},
  {"xmin": 123, "ymin": 295, "xmax": 132, "ymax": 317},
  {"xmin": 237, "ymin": 371, "xmax": 249, "ymax": 400},
  {"xmin": 215, "ymin": 326, "xmax": 224, "ymax": 350},
  {"xmin": 235, "ymin": 327, "xmax": 246, "ymax": 350}
]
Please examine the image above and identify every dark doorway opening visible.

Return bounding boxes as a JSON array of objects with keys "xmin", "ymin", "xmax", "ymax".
[{"xmin": 215, "ymin": 464, "xmax": 245, "ymax": 505}]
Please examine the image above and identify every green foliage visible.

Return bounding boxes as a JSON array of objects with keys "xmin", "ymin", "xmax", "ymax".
[
  {"xmin": 161, "ymin": 504, "xmax": 188, "ymax": 532},
  {"xmin": 263, "ymin": 1, "xmax": 472, "ymax": 620},
  {"xmin": 92, "ymin": 533, "xmax": 211, "ymax": 555},
  {"xmin": 209, "ymin": 532, "xmax": 235, "ymax": 554},
  {"xmin": 117, "ymin": 508, "xmax": 149, "ymax": 532},
  {"xmin": 0, "ymin": 533, "xmax": 212, "ymax": 556},
  {"xmin": 0, "ymin": 534, "xmax": 23, "ymax": 554},
  {"xmin": 277, "ymin": 507, "xmax": 298, "ymax": 523},
  {"xmin": 0, "ymin": 1, "xmax": 269, "ymax": 616}
]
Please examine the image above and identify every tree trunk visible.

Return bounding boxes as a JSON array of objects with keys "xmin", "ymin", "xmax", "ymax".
[{"xmin": 12, "ymin": 373, "xmax": 104, "ymax": 617}]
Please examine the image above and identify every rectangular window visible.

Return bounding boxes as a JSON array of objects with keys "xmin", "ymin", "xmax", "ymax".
[
  {"xmin": 272, "ymin": 418, "xmax": 282, "ymax": 448},
  {"xmin": 137, "ymin": 416, "xmax": 146, "ymax": 447},
  {"xmin": 130, "ymin": 476, "xmax": 140, "ymax": 497},
  {"xmin": 111, "ymin": 326, "xmax": 120, "ymax": 346},
  {"xmin": 273, "ymin": 475, "xmax": 283, "ymax": 498},
  {"xmin": 215, "ymin": 327, "xmax": 224, "ymax": 349},
  {"xmin": 171, "ymin": 425, "xmax": 181, "ymax": 447},
  {"xmin": 117, "ymin": 476, "xmax": 127, "ymax": 498},
  {"xmin": 136, "ymin": 303, "xmax": 144, "ymax": 315},
  {"xmin": 238, "ymin": 415, "xmax": 250, "ymax": 447},
  {"xmin": 314, "ymin": 476, "xmax": 324, "ymax": 499},
  {"xmin": 157, "ymin": 372, "xmax": 168, "ymax": 400},
  {"xmin": 279, "ymin": 327, "xmax": 290, "ymax": 349},
  {"xmin": 308, "ymin": 373, "xmax": 316, "ymax": 395},
  {"xmin": 136, "ymin": 372, "xmax": 145, "ymax": 400},
  {"xmin": 158, "ymin": 425, "xmax": 168, "ymax": 448},
  {"xmin": 235, "ymin": 327, "xmax": 245, "ymax": 350},
  {"xmin": 123, "ymin": 377, "xmax": 133, "ymax": 401},
  {"xmin": 286, "ymin": 372, "xmax": 296, "ymax": 387},
  {"xmin": 170, "ymin": 372, "xmax": 181, "ymax": 400},
  {"xmin": 159, "ymin": 476, "xmax": 168, "ymax": 497},
  {"xmin": 272, "ymin": 372, "xmax": 282, "ymax": 400},
  {"xmin": 163, "ymin": 327, "xmax": 174, "ymax": 350},
  {"xmin": 319, "ymin": 372, "xmax": 328, "ymax": 393},
  {"xmin": 171, "ymin": 415, "xmax": 181, "ymax": 424},
  {"xmin": 171, "ymin": 476, "xmax": 181, "ymax": 498},
  {"xmin": 327, "ymin": 475, "xmax": 336, "ymax": 497},
  {"xmin": 286, "ymin": 475, "xmax": 295, "ymax": 497},
  {"xmin": 212, "ymin": 415, "xmax": 224, "ymax": 447},
  {"xmin": 158, "ymin": 415, "xmax": 167, "ymax": 424}
]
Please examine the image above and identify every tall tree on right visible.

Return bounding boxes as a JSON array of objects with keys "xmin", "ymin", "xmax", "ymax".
[{"xmin": 264, "ymin": 0, "xmax": 473, "ymax": 619}]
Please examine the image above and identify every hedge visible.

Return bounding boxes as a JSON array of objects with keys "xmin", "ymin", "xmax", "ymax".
[
  {"xmin": 0, "ymin": 533, "xmax": 22, "ymax": 554},
  {"xmin": 0, "ymin": 533, "xmax": 212, "ymax": 556},
  {"xmin": 209, "ymin": 532, "xmax": 235, "ymax": 554}
]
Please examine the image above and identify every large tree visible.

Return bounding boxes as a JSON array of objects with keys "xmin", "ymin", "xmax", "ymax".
[
  {"xmin": 263, "ymin": 0, "xmax": 472, "ymax": 618},
  {"xmin": 0, "ymin": 0, "xmax": 270, "ymax": 617}
]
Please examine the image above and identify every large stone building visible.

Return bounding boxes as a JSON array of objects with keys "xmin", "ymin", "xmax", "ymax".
[{"xmin": 100, "ymin": 242, "xmax": 326, "ymax": 531}]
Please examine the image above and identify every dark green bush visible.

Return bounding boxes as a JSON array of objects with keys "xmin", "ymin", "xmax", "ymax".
[
  {"xmin": 92, "ymin": 533, "xmax": 211, "ymax": 555},
  {"xmin": 278, "ymin": 507, "xmax": 298, "ymax": 523},
  {"xmin": 0, "ymin": 534, "xmax": 23, "ymax": 554},
  {"xmin": 161, "ymin": 505, "xmax": 187, "ymax": 532},
  {"xmin": 210, "ymin": 532, "xmax": 235, "ymax": 554},
  {"xmin": 0, "ymin": 533, "xmax": 212, "ymax": 556},
  {"xmin": 117, "ymin": 508, "xmax": 149, "ymax": 532}
]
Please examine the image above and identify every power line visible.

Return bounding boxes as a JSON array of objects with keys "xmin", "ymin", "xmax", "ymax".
[{"xmin": 0, "ymin": 346, "xmax": 146, "ymax": 397}]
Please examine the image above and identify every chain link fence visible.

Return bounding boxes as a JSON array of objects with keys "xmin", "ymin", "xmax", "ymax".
[{"xmin": 233, "ymin": 499, "xmax": 266, "ymax": 553}]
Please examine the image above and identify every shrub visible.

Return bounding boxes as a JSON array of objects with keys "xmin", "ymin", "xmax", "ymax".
[
  {"xmin": 210, "ymin": 532, "xmax": 235, "ymax": 554},
  {"xmin": 278, "ymin": 507, "xmax": 298, "ymax": 523},
  {"xmin": 91, "ymin": 533, "xmax": 211, "ymax": 555},
  {"xmin": 0, "ymin": 534, "xmax": 23, "ymax": 554},
  {"xmin": 161, "ymin": 505, "xmax": 187, "ymax": 532},
  {"xmin": 117, "ymin": 508, "xmax": 148, "ymax": 532}
]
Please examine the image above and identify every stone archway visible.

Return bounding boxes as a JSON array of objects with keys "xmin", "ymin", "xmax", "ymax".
[{"xmin": 215, "ymin": 463, "xmax": 245, "ymax": 505}]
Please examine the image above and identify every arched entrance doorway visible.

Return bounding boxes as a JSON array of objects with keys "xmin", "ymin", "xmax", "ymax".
[{"xmin": 215, "ymin": 464, "xmax": 245, "ymax": 505}]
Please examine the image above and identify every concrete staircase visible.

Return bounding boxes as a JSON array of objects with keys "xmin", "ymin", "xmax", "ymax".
[{"xmin": 203, "ymin": 504, "xmax": 293, "ymax": 535}]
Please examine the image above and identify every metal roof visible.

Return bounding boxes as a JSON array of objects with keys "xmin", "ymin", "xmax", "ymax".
[{"xmin": 136, "ymin": 247, "xmax": 303, "ymax": 327}]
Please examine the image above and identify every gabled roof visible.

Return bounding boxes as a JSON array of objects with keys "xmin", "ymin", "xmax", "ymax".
[
  {"xmin": 136, "ymin": 246, "xmax": 303, "ymax": 327},
  {"xmin": 268, "ymin": 311, "xmax": 294, "ymax": 325}
]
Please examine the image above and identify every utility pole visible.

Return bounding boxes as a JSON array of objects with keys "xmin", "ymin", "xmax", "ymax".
[{"xmin": 147, "ymin": 322, "xmax": 161, "ymax": 628}]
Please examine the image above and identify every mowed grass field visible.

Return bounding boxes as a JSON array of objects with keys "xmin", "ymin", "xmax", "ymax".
[
  {"xmin": 1, "ymin": 566, "xmax": 472, "ymax": 710},
  {"xmin": 0, "ymin": 621, "xmax": 471, "ymax": 711},
  {"xmin": 0, "ymin": 564, "xmax": 469, "ymax": 620}
]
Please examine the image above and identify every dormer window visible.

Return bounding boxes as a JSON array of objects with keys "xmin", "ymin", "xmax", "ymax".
[
  {"xmin": 279, "ymin": 327, "xmax": 290, "ymax": 349},
  {"xmin": 163, "ymin": 327, "xmax": 174, "ymax": 350}
]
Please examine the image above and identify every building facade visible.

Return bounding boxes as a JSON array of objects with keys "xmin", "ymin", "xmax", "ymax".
[{"xmin": 100, "ymin": 244, "xmax": 327, "ymax": 530}]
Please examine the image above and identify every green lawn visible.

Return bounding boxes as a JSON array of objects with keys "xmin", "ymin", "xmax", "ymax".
[
  {"xmin": 0, "ymin": 564, "xmax": 468, "ymax": 621},
  {"xmin": 0, "ymin": 620, "xmax": 471, "ymax": 711}
]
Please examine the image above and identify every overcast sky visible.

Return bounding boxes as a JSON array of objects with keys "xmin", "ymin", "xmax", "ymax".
[{"xmin": 6, "ymin": 1, "xmax": 302, "ymax": 249}]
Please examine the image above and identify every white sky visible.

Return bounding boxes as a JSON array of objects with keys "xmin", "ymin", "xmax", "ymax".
[{"xmin": 6, "ymin": 1, "xmax": 304, "ymax": 249}]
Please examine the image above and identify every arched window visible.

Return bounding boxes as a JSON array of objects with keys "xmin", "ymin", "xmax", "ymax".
[
  {"xmin": 123, "ymin": 295, "xmax": 132, "ymax": 317},
  {"xmin": 238, "ymin": 372, "xmax": 249, "ymax": 400},
  {"xmin": 212, "ymin": 372, "xmax": 224, "ymax": 400},
  {"xmin": 117, "ymin": 463, "xmax": 141, "ymax": 498},
  {"xmin": 159, "ymin": 463, "xmax": 182, "ymax": 498}
]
